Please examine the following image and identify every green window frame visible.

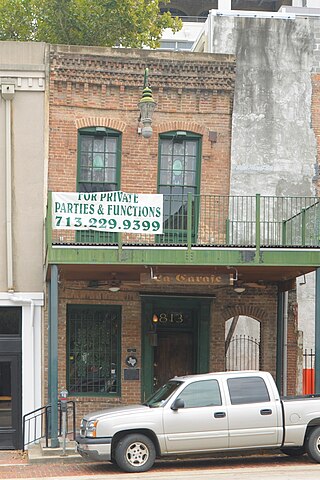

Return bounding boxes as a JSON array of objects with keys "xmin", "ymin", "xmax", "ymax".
[
  {"xmin": 158, "ymin": 131, "xmax": 202, "ymax": 243},
  {"xmin": 77, "ymin": 127, "xmax": 121, "ymax": 243},
  {"xmin": 67, "ymin": 305, "xmax": 121, "ymax": 396}
]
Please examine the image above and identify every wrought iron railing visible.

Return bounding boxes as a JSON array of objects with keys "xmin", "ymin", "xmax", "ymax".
[
  {"xmin": 225, "ymin": 334, "xmax": 260, "ymax": 371},
  {"xmin": 22, "ymin": 400, "xmax": 76, "ymax": 450},
  {"xmin": 47, "ymin": 193, "xmax": 320, "ymax": 248}
]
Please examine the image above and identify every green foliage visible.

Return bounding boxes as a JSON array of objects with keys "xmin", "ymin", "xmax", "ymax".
[
  {"xmin": 0, "ymin": 0, "xmax": 36, "ymax": 41},
  {"xmin": 0, "ymin": 0, "xmax": 182, "ymax": 47}
]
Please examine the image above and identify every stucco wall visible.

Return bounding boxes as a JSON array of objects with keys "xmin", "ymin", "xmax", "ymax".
[
  {"xmin": 205, "ymin": 14, "xmax": 319, "ymax": 350},
  {"xmin": 209, "ymin": 15, "xmax": 316, "ymax": 197},
  {"xmin": 0, "ymin": 42, "xmax": 47, "ymax": 292}
]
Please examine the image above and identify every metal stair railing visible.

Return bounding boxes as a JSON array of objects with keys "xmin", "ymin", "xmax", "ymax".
[{"xmin": 22, "ymin": 400, "xmax": 76, "ymax": 451}]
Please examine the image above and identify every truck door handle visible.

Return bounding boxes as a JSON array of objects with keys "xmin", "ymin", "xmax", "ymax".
[
  {"xmin": 214, "ymin": 412, "xmax": 226, "ymax": 418},
  {"xmin": 260, "ymin": 409, "xmax": 272, "ymax": 415}
]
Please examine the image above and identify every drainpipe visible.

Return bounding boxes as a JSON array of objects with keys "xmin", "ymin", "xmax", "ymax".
[
  {"xmin": 1, "ymin": 83, "xmax": 15, "ymax": 292},
  {"xmin": 207, "ymin": 11, "xmax": 213, "ymax": 54},
  {"xmin": 283, "ymin": 291, "xmax": 289, "ymax": 396}
]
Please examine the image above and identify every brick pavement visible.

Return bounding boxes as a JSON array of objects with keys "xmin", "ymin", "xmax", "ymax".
[{"xmin": 0, "ymin": 450, "xmax": 314, "ymax": 479}]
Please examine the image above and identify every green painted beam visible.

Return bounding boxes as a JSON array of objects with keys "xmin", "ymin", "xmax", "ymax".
[{"xmin": 47, "ymin": 246, "xmax": 320, "ymax": 268}]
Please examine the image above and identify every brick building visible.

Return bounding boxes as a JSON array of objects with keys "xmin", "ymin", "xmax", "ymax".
[{"xmin": 45, "ymin": 45, "xmax": 312, "ymax": 436}]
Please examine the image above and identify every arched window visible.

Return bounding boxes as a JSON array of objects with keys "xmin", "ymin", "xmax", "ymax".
[
  {"xmin": 77, "ymin": 127, "xmax": 121, "ymax": 193},
  {"xmin": 225, "ymin": 316, "xmax": 261, "ymax": 371},
  {"xmin": 158, "ymin": 131, "xmax": 202, "ymax": 243},
  {"xmin": 77, "ymin": 127, "xmax": 121, "ymax": 243}
]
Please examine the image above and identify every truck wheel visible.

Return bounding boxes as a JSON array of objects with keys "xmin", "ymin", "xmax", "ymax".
[
  {"xmin": 114, "ymin": 433, "xmax": 156, "ymax": 473},
  {"xmin": 280, "ymin": 446, "xmax": 305, "ymax": 457},
  {"xmin": 306, "ymin": 426, "xmax": 320, "ymax": 463}
]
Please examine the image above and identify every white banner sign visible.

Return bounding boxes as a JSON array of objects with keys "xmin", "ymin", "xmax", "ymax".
[{"xmin": 52, "ymin": 191, "xmax": 163, "ymax": 234}]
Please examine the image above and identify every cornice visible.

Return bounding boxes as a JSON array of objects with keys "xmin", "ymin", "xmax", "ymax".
[{"xmin": 50, "ymin": 50, "xmax": 235, "ymax": 92}]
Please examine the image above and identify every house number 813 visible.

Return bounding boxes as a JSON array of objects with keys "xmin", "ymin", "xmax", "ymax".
[{"xmin": 159, "ymin": 313, "xmax": 184, "ymax": 324}]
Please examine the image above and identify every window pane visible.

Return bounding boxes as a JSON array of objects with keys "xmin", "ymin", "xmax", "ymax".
[
  {"xmin": 93, "ymin": 138, "xmax": 104, "ymax": 152},
  {"xmin": 80, "ymin": 167, "xmax": 92, "ymax": 182},
  {"xmin": 106, "ymin": 153, "xmax": 117, "ymax": 168},
  {"xmin": 0, "ymin": 361, "xmax": 12, "ymax": 427},
  {"xmin": 185, "ymin": 156, "xmax": 196, "ymax": 171},
  {"xmin": 160, "ymin": 170, "xmax": 172, "ymax": 185},
  {"xmin": 93, "ymin": 153, "xmax": 104, "ymax": 168},
  {"xmin": 92, "ymin": 168, "xmax": 104, "ymax": 182},
  {"xmin": 177, "ymin": 380, "xmax": 222, "ymax": 408},
  {"xmin": 161, "ymin": 140, "xmax": 173, "ymax": 155},
  {"xmin": 173, "ymin": 142, "xmax": 184, "ymax": 156},
  {"xmin": 185, "ymin": 141, "xmax": 197, "ymax": 156},
  {"xmin": 106, "ymin": 138, "xmax": 117, "ymax": 153},
  {"xmin": 105, "ymin": 169, "xmax": 116, "ymax": 183},
  {"xmin": 227, "ymin": 377, "xmax": 270, "ymax": 405},
  {"xmin": 68, "ymin": 306, "xmax": 120, "ymax": 395},
  {"xmin": 0, "ymin": 307, "xmax": 21, "ymax": 335},
  {"xmin": 160, "ymin": 155, "xmax": 172, "ymax": 170},
  {"xmin": 184, "ymin": 171, "xmax": 196, "ymax": 185},
  {"xmin": 80, "ymin": 136, "xmax": 92, "ymax": 152},
  {"xmin": 81, "ymin": 153, "xmax": 92, "ymax": 167}
]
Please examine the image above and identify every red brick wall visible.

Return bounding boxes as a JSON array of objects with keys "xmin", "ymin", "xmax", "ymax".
[
  {"xmin": 48, "ymin": 47, "xmax": 235, "ymax": 197},
  {"xmin": 43, "ymin": 280, "xmax": 298, "ymax": 426},
  {"xmin": 46, "ymin": 46, "xmax": 299, "ymax": 426}
]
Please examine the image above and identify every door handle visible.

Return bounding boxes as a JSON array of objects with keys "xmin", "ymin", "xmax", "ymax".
[
  {"xmin": 214, "ymin": 411, "xmax": 226, "ymax": 418},
  {"xmin": 260, "ymin": 409, "xmax": 272, "ymax": 415}
]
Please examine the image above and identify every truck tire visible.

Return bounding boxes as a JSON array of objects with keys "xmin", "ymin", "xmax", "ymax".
[
  {"xmin": 114, "ymin": 433, "xmax": 156, "ymax": 473},
  {"xmin": 280, "ymin": 446, "xmax": 305, "ymax": 457},
  {"xmin": 306, "ymin": 426, "xmax": 320, "ymax": 463}
]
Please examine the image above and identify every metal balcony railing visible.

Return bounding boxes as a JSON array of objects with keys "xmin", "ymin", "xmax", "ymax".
[{"xmin": 46, "ymin": 193, "xmax": 320, "ymax": 249}]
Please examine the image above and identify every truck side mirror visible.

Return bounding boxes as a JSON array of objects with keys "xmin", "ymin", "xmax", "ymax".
[{"xmin": 171, "ymin": 398, "xmax": 185, "ymax": 411}]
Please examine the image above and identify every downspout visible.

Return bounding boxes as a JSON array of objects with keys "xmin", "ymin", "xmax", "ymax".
[
  {"xmin": 283, "ymin": 291, "xmax": 289, "ymax": 396},
  {"xmin": 1, "ymin": 83, "xmax": 15, "ymax": 292},
  {"xmin": 207, "ymin": 10, "xmax": 213, "ymax": 54}
]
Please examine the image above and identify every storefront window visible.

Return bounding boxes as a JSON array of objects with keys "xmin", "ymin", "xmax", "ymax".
[{"xmin": 67, "ymin": 305, "xmax": 121, "ymax": 395}]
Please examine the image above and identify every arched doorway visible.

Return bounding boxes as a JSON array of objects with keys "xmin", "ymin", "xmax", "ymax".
[{"xmin": 225, "ymin": 316, "xmax": 261, "ymax": 371}]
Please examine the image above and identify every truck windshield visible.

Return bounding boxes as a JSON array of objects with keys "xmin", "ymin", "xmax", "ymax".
[{"xmin": 143, "ymin": 381, "xmax": 182, "ymax": 407}]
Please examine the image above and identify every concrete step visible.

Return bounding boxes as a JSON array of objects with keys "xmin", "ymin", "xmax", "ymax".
[{"xmin": 27, "ymin": 439, "xmax": 86, "ymax": 464}]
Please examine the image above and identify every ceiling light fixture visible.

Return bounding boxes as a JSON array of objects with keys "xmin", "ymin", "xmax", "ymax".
[{"xmin": 108, "ymin": 272, "xmax": 121, "ymax": 292}]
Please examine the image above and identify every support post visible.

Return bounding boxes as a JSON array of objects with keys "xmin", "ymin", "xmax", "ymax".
[
  {"xmin": 255, "ymin": 194, "xmax": 261, "ymax": 262},
  {"xmin": 187, "ymin": 192, "xmax": 192, "ymax": 251},
  {"xmin": 276, "ymin": 291, "xmax": 284, "ymax": 395},
  {"xmin": 315, "ymin": 268, "xmax": 320, "ymax": 393},
  {"xmin": 49, "ymin": 265, "xmax": 60, "ymax": 447},
  {"xmin": 283, "ymin": 291, "xmax": 288, "ymax": 396}
]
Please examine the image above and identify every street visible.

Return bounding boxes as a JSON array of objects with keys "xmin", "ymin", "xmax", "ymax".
[{"xmin": 0, "ymin": 452, "xmax": 320, "ymax": 480}]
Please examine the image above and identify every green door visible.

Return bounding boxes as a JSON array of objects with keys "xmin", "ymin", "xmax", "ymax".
[{"xmin": 141, "ymin": 296, "xmax": 211, "ymax": 401}]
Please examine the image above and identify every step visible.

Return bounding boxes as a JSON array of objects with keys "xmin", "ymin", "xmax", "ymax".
[{"xmin": 27, "ymin": 439, "xmax": 86, "ymax": 464}]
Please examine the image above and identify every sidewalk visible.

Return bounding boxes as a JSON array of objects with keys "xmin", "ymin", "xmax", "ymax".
[{"xmin": 0, "ymin": 449, "xmax": 317, "ymax": 480}]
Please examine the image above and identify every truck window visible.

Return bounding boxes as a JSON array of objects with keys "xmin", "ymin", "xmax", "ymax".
[
  {"xmin": 227, "ymin": 376, "xmax": 270, "ymax": 405},
  {"xmin": 144, "ymin": 381, "xmax": 182, "ymax": 407},
  {"xmin": 177, "ymin": 380, "xmax": 222, "ymax": 408}
]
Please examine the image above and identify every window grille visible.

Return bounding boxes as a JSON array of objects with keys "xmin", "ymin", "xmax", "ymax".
[{"xmin": 67, "ymin": 305, "xmax": 121, "ymax": 395}]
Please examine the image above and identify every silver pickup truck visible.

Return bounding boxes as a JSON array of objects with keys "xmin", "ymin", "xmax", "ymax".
[{"xmin": 76, "ymin": 370, "xmax": 320, "ymax": 472}]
